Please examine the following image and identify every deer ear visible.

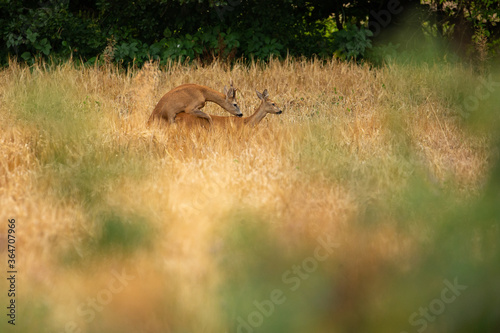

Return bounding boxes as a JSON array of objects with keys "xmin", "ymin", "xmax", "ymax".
[
  {"xmin": 227, "ymin": 80, "xmax": 237, "ymax": 97},
  {"xmin": 256, "ymin": 90, "xmax": 264, "ymax": 100},
  {"xmin": 262, "ymin": 89, "xmax": 269, "ymax": 100},
  {"xmin": 224, "ymin": 86, "xmax": 235, "ymax": 98}
]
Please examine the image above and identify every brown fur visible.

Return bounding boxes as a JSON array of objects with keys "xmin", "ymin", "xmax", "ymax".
[
  {"xmin": 147, "ymin": 81, "xmax": 241, "ymax": 125},
  {"xmin": 174, "ymin": 89, "xmax": 282, "ymax": 128}
]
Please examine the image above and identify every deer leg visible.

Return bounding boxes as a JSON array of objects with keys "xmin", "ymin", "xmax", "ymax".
[{"xmin": 189, "ymin": 109, "xmax": 213, "ymax": 125}]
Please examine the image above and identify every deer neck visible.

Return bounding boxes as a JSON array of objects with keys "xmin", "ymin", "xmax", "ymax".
[
  {"xmin": 244, "ymin": 102, "xmax": 267, "ymax": 126},
  {"xmin": 201, "ymin": 87, "xmax": 229, "ymax": 109}
]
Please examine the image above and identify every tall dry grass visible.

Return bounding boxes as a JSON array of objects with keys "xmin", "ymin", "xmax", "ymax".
[{"xmin": 0, "ymin": 57, "xmax": 498, "ymax": 332}]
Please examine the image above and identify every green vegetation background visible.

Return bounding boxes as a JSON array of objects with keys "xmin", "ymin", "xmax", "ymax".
[{"xmin": 1, "ymin": 0, "xmax": 500, "ymax": 66}]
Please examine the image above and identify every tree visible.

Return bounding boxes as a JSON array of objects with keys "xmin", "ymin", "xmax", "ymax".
[{"xmin": 0, "ymin": 0, "xmax": 498, "ymax": 66}]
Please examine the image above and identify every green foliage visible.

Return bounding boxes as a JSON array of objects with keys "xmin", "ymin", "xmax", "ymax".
[
  {"xmin": 114, "ymin": 39, "xmax": 152, "ymax": 65},
  {"xmin": 198, "ymin": 26, "xmax": 240, "ymax": 59},
  {"xmin": 109, "ymin": 26, "xmax": 241, "ymax": 65},
  {"xmin": 1, "ymin": 0, "xmax": 500, "ymax": 66},
  {"xmin": 1, "ymin": 0, "xmax": 106, "ymax": 64},
  {"xmin": 108, "ymin": 25, "xmax": 286, "ymax": 65},
  {"xmin": 243, "ymin": 30, "xmax": 284, "ymax": 59},
  {"xmin": 0, "ymin": 0, "xmax": 341, "ymax": 66},
  {"xmin": 366, "ymin": 42, "xmax": 401, "ymax": 65},
  {"xmin": 423, "ymin": 0, "xmax": 500, "ymax": 59},
  {"xmin": 160, "ymin": 34, "xmax": 204, "ymax": 63},
  {"xmin": 332, "ymin": 24, "xmax": 373, "ymax": 60}
]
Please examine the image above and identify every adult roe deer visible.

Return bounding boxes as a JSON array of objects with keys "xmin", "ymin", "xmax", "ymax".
[
  {"xmin": 147, "ymin": 80, "xmax": 242, "ymax": 125},
  {"xmin": 175, "ymin": 89, "xmax": 282, "ymax": 128}
]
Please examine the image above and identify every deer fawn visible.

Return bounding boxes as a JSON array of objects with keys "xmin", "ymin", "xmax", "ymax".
[
  {"xmin": 175, "ymin": 89, "xmax": 282, "ymax": 128},
  {"xmin": 147, "ymin": 80, "xmax": 241, "ymax": 125}
]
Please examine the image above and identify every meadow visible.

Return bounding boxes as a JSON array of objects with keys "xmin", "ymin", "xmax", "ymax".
[{"xmin": 0, "ymin": 57, "xmax": 499, "ymax": 332}]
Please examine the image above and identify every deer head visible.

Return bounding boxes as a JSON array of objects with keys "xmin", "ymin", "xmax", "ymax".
[
  {"xmin": 256, "ymin": 89, "xmax": 282, "ymax": 115},
  {"xmin": 224, "ymin": 79, "xmax": 242, "ymax": 117}
]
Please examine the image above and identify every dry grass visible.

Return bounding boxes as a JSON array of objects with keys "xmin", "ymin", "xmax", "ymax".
[{"xmin": 0, "ymin": 58, "xmax": 498, "ymax": 332}]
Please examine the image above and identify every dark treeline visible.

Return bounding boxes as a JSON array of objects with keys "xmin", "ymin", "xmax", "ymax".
[{"xmin": 1, "ymin": 0, "xmax": 499, "ymax": 66}]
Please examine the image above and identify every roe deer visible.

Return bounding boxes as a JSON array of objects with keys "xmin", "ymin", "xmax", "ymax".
[
  {"xmin": 175, "ymin": 89, "xmax": 282, "ymax": 128},
  {"xmin": 147, "ymin": 80, "xmax": 241, "ymax": 125}
]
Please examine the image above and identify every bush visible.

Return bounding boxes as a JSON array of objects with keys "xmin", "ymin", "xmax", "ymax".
[
  {"xmin": 0, "ymin": 0, "xmax": 342, "ymax": 66},
  {"xmin": 332, "ymin": 24, "xmax": 373, "ymax": 61},
  {"xmin": 1, "ymin": 0, "xmax": 106, "ymax": 64}
]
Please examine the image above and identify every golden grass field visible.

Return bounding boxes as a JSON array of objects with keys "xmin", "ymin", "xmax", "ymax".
[{"xmin": 0, "ymin": 57, "xmax": 499, "ymax": 332}]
